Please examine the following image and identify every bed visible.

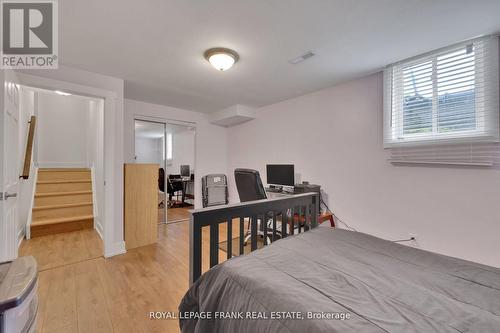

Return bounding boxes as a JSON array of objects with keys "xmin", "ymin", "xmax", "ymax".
[{"xmin": 179, "ymin": 225, "xmax": 500, "ymax": 332}]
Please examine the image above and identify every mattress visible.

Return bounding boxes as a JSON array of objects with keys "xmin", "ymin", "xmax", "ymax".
[{"xmin": 179, "ymin": 227, "xmax": 500, "ymax": 332}]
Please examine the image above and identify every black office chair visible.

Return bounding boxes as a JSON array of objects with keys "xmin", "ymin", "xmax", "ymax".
[
  {"xmin": 234, "ymin": 168, "xmax": 267, "ymax": 202},
  {"xmin": 167, "ymin": 176, "xmax": 183, "ymax": 207},
  {"xmin": 158, "ymin": 168, "xmax": 165, "ymax": 207},
  {"xmin": 234, "ymin": 168, "xmax": 280, "ymax": 244}
]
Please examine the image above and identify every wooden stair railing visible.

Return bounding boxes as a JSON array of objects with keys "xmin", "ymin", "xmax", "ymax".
[{"xmin": 21, "ymin": 116, "xmax": 36, "ymax": 179}]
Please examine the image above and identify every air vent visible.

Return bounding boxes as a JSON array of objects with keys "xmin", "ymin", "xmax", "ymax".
[{"xmin": 288, "ymin": 51, "xmax": 315, "ymax": 64}]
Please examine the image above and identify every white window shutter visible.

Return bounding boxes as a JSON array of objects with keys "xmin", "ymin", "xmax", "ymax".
[{"xmin": 383, "ymin": 36, "xmax": 500, "ymax": 166}]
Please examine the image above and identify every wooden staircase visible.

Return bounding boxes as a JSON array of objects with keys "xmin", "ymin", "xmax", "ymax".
[{"xmin": 31, "ymin": 168, "xmax": 94, "ymax": 237}]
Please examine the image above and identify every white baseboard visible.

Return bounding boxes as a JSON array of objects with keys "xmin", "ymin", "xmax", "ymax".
[
  {"xmin": 17, "ymin": 228, "xmax": 25, "ymax": 248},
  {"xmin": 95, "ymin": 219, "xmax": 104, "ymax": 240},
  {"xmin": 104, "ymin": 241, "xmax": 126, "ymax": 258}
]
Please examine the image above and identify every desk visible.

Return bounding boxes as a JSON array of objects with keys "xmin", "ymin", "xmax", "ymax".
[
  {"xmin": 265, "ymin": 189, "xmax": 295, "ymax": 199},
  {"xmin": 171, "ymin": 178, "xmax": 194, "ymax": 205},
  {"xmin": 265, "ymin": 189, "xmax": 335, "ymax": 227}
]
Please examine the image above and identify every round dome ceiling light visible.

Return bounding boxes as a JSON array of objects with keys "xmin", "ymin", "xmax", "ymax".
[{"xmin": 204, "ymin": 47, "xmax": 239, "ymax": 71}]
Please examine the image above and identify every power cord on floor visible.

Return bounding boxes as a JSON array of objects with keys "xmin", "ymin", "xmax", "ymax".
[
  {"xmin": 320, "ymin": 198, "xmax": 357, "ymax": 232},
  {"xmin": 320, "ymin": 197, "xmax": 416, "ymax": 243},
  {"xmin": 392, "ymin": 237, "xmax": 416, "ymax": 243}
]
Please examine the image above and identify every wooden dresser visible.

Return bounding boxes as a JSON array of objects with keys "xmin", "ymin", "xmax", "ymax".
[{"xmin": 124, "ymin": 163, "xmax": 158, "ymax": 249}]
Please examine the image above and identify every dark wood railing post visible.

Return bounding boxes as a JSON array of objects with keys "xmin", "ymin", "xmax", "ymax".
[
  {"xmin": 304, "ymin": 205, "xmax": 312, "ymax": 231},
  {"xmin": 239, "ymin": 217, "xmax": 245, "ymax": 255},
  {"xmin": 298, "ymin": 206, "xmax": 303, "ymax": 234},
  {"xmin": 263, "ymin": 214, "xmax": 268, "ymax": 245},
  {"xmin": 189, "ymin": 214, "xmax": 202, "ymax": 286},
  {"xmin": 209, "ymin": 223, "xmax": 219, "ymax": 267},
  {"xmin": 250, "ymin": 215, "xmax": 258, "ymax": 251},
  {"xmin": 281, "ymin": 210, "xmax": 287, "ymax": 238},
  {"xmin": 226, "ymin": 217, "xmax": 232, "ymax": 259},
  {"xmin": 311, "ymin": 193, "xmax": 318, "ymax": 228},
  {"xmin": 272, "ymin": 212, "xmax": 277, "ymax": 242}
]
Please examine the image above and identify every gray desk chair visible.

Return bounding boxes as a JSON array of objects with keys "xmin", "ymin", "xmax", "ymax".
[
  {"xmin": 202, "ymin": 174, "xmax": 228, "ymax": 208},
  {"xmin": 234, "ymin": 168, "xmax": 280, "ymax": 244}
]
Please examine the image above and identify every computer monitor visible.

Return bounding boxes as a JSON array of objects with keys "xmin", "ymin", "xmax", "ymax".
[
  {"xmin": 266, "ymin": 164, "xmax": 294, "ymax": 187},
  {"xmin": 180, "ymin": 165, "xmax": 190, "ymax": 177}
]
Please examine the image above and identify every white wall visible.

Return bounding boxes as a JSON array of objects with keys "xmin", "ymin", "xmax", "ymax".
[
  {"xmin": 36, "ymin": 92, "xmax": 90, "ymax": 167},
  {"xmin": 124, "ymin": 99, "xmax": 227, "ymax": 209},
  {"xmin": 169, "ymin": 129, "xmax": 195, "ymax": 175},
  {"xmin": 227, "ymin": 73, "xmax": 500, "ymax": 268}
]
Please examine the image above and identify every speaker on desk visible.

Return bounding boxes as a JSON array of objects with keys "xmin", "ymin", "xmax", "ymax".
[{"xmin": 294, "ymin": 183, "xmax": 321, "ymax": 207}]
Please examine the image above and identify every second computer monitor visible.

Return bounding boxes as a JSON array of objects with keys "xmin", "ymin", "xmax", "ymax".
[
  {"xmin": 180, "ymin": 165, "xmax": 190, "ymax": 177},
  {"xmin": 266, "ymin": 164, "xmax": 294, "ymax": 187}
]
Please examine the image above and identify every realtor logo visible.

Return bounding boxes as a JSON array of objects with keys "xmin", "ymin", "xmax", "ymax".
[{"xmin": 1, "ymin": 0, "xmax": 58, "ymax": 68}]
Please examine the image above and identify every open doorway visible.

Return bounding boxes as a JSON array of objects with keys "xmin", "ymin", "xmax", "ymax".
[
  {"xmin": 134, "ymin": 119, "xmax": 195, "ymax": 224},
  {"xmin": 16, "ymin": 84, "xmax": 105, "ymax": 269}
]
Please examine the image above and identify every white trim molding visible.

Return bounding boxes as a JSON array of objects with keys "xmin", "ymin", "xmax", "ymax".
[
  {"xmin": 17, "ymin": 228, "xmax": 24, "ymax": 248},
  {"xmin": 105, "ymin": 241, "xmax": 126, "ymax": 258},
  {"xmin": 95, "ymin": 219, "xmax": 104, "ymax": 241},
  {"xmin": 90, "ymin": 165, "xmax": 105, "ymax": 241}
]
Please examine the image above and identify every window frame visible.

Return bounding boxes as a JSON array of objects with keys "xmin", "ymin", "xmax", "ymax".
[{"xmin": 384, "ymin": 36, "xmax": 499, "ymax": 148}]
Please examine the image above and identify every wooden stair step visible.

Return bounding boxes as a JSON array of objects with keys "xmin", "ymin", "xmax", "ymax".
[
  {"xmin": 37, "ymin": 179, "xmax": 91, "ymax": 184},
  {"xmin": 30, "ymin": 215, "xmax": 93, "ymax": 237},
  {"xmin": 33, "ymin": 202, "xmax": 93, "ymax": 220},
  {"xmin": 32, "ymin": 168, "xmax": 95, "ymax": 237},
  {"xmin": 33, "ymin": 202, "xmax": 93, "ymax": 211},
  {"xmin": 31, "ymin": 214, "xmax": 94, "ymax": 226},
  {"xmin": 36, "ymin": 181, "xmax": 92, "ymax": 193},
  {"xmin": 34, "ymin": 190, "xmax": 93, "ymax": 207},
  {"xmin": 35, "ymin": 190, "xmax": 92, "ymax": 197},
  {"xmin": 38, "ymin": 168, "xmax": 90, "ymax": 172},
  {"xmin": 37, "ymin": 168, "xmax": 91, "ymax": 182}
]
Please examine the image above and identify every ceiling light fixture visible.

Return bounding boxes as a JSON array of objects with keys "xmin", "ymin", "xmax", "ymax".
[
  {"xmin": 55, "ymin": 90, "xmax": 71, "ymax": 96},
  {"xmin": 204, "ymin": 47, "xmax": 239, "ymax": 71}
]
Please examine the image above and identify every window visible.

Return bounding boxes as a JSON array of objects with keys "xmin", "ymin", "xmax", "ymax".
[{"xmin": 384, "ymin": 36, "xmax": 499, "ymax": 147}]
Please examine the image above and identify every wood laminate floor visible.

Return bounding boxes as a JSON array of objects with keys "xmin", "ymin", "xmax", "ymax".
[
  {"xmin": 20, "ymin": 220, "xmax": 242, "ymax": 333},
  {"xmin": 166, "ymin": 206, "xmax": 192, "ymax": 223},
  {"xmin": 158, "ymin": 206, "xmax": 193, "ymax": 224},
  {"xmin": 19, "ymin": 228, "xmax": 103, "ymax": 271}
]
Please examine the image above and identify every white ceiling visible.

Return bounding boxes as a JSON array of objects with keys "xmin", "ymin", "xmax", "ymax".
[{"xmin": 60, "ymin": 0, "xmax": 500, "ymax": 113}]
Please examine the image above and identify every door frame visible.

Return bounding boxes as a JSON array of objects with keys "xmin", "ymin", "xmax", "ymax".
[
  {"xmin": 15, "ymin": 72, "xmax": 123, "ymax": 258},
  {"xmin": 0, "ymin": 70, "xmax": 21, "ymax": 262},
  {"xmin": 133, "ymin": 118, "xmax": 167, "ymax": 223},
  {"xmin": 134, "ymin": 114, "xmax": 197, "ymax": 223}
]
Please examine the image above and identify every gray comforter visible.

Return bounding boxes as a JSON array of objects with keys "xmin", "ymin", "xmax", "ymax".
[{"xmin": 179, "ymin": 227, "xmax": 500, "ymax": 332}]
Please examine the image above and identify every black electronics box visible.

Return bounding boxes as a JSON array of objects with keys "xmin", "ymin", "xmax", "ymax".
[{"xmin": 294, "ymin": 183, "xmax": 321, "ymax": 196}]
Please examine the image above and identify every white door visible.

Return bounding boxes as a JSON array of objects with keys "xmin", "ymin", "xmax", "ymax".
[{"xmin": 0, "ymin": 74, "xmax": 20, "ymax": 262}]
